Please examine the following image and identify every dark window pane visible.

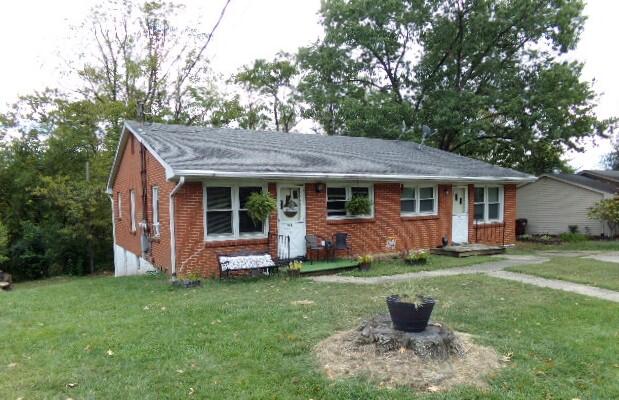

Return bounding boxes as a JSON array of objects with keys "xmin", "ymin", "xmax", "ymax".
[
  {"xmin": 207, "ymin": 187, "xmax": 231, "ymax": 209},
  {"xmin": 419, "ymin": 187, "xmax": 434, "ymax": 199},
  {"xmin": 488, "ymin": 203, "xmax": 500, "ymax": 220},
  {"xmin": 401, "ymin": 187, "xmax": 415, "ymax": 199},
  {"xmin": 239, "ymin": 210, "xmax": 263, "ymax": 234},
  {"xmin": 239, "ymin": 186, "xmax": 262, "ymax": 208},
  {"xmin": 206, "ymin": 211, "xmax": 232, "ymax": 234},
  {"xmin": 351, "ymin": 187, "xmax": 369, "ymax": 197},
  {"xmin": 327, "ymin": 187, "xmax": 346, "ymax": 201},
  {"xmin": 475, "ymin": 187, "xmax": 484, "ymax": 203},
  {"xmin": 474, "ymin": 204, "xmax": 485, "ymax": 221},
  {"xmin": 420, "ymin": 199, "xmax": 434, "ymax": 212},
  {"xmin": 401, "ymin": 199, "xmax": 416, "ymax": 213},
  {"xmin": 488, "ymin": 187, "xmax": 499, "ymax": 203},
  {"xmin": 327, "ymin": 200, "xmax": 347, "ymax": 216}
]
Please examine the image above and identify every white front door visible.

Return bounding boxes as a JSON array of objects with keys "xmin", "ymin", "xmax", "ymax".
[
  {"xmin": 277, "ymin": 185, "xmax": 306, "ymax": 259},
  {"xmin": 451, "ymin": 186, "xmax": 468, "ymax": 244}
]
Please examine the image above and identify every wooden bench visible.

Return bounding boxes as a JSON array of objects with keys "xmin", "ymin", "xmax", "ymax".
[{"xmin": 217, "ymin": 252, "xmax": 278, "ymax": 279}]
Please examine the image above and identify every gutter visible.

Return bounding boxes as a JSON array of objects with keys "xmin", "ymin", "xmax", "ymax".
[
  {"xmin": 171, "ymin": 170, "xmax": 537, "ymax": 183},
  {"xmin": 169, "ymin": 176, "xmax": 185, "ymax": 276}
]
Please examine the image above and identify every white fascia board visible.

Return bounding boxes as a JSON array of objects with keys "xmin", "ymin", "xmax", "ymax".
[{"xmin": 172, "ymin": 169, "xmax": 537, "ymax": 184}]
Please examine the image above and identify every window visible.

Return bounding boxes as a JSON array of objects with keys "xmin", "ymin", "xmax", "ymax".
[
  {"xmin": 129, "ymin": 189, "xmax": 136, "ymax": 232},
  {"xmin": 204, "ymin": 184, "xmax": 267, "ymax": 240},
  {"xmin": 152, "ymin": 186, "xmax": 160, "ymax": 237},
  {"xmin": 474, "ymin": 185, "xmax": 503, "ymax": 223},
  {"xmin": 326, "ymin": 185, "xmax": 373, "ymax": 218},
  {"xmin": 400, "ymin": 185, "xmax": 437, "ymax": 215},
  {"xmin": 117, "ymin": 192, "xmax": 122, "ymax": 219}
]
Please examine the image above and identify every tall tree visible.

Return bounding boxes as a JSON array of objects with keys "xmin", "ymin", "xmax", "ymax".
[
  {"xmin": 234, "ymin": 53, "xmax": 299, "ymax": 132},
  {"xmin": 298, "ymin": 0, "xmax": 616, "ymax": 173}
]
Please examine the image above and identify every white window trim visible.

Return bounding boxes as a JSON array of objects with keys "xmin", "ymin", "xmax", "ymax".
[
  {"xmin": 400, "ymin": 184, "xmax": 438, "ymax": 216},
  {"xmin": 203, "ymin": 182, "xmax": 269, "ymax": 241},
  {"xmin": 152, "ymin": 186, "xmax": 160, "ymax": 237},
  {"xmin": 326, "ymin": 184, "xmax": 374, "ymax": 220},
  {"xmin": 117, "ymin": 192, "xmax": 122, "ymax": 219},
  {"xmin": 474, "ymin": 185, "xmax": 504, "ymax": 224},
  {"xmin": 130, "ymin": 189, "xmax": 136, "ymax": 232}
]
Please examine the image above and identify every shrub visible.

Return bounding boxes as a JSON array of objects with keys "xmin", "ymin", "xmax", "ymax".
[
  {"xmin": 588, "ymin": 199, "xmax": 619, "ymax": 237},
  {"xmin": 568, "ymin": 225, "xmax": 579, "ymax": 234},
  {"xmin": 357, "ymin": 254, "xmax": 373, "ymax": 264},
  {"xmin": 403, "ymin": 250, "xmax": 429, "ymax": 263},
  {"xmin": 559, "ymin": 232, "xmax": 587, "ymax": 242}
]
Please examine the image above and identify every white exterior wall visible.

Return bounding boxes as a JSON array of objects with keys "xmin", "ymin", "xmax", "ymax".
[
  {"xmin": 114, "ymin": 244, "xmax": 156, "ymax": 276},
  {"xmin": 517, "ymin": 177, "xmax": 609, "ymax": 236}
]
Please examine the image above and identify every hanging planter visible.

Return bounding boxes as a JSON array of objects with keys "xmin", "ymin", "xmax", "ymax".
[
  {"xmin": 345, "ymin": 195, "xmax": 371, "ymax": 217},
  {"xmin": 386, "ymin": 294, "xmax": 435, "ymax": 332},
  {"xmin": 246, "ymin": 191, "xmax": 277, "ymax": 223}
]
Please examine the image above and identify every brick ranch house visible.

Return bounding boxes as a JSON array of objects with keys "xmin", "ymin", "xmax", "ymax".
[{"xmin": 106, "ymin": 121, "xmax": 534, "ymax": 277}]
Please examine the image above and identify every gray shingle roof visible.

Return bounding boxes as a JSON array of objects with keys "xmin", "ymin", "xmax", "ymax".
[
  {"xmin": 546, "ymin": 173, "xmax": 618, "ymax": 194},
  {"xmin": 579, "ymin": 170, "xmax": 619, "ymax": 184},
  {"xmin": 122, "ymin": 120, "xmax": 534, "ymax": 182}
]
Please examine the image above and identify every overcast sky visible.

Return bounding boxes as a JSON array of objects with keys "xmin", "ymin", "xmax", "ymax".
[{"xmin": 0, "ymin": 0, "xmax": 616, "ymax": 170}]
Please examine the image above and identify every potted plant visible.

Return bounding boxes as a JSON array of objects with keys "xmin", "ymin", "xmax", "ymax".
[
  {"xmin": 357, "ymin": 254, "xmax": 373, "ymax": 271},
  {"xmin": 288, "ymin": 260, "xmax": 303, "ymax": 278},
  {"xmin": 386, "ymin": 294, "xmax": 435, "ymax": 332},
  {"xmin": 403, "ymin": 250, "xmax": 429, "ymax": 265},
  {"xmin": 345, "ymin": 195, "xmax": 371, "ymax": 217},
  {"xmin": 173, "ymin": 272, "xmax": 202, "ymax": 288},
  {"xmin": 246, "ymin": 191, "xmax": 277, "ymax": 224}
]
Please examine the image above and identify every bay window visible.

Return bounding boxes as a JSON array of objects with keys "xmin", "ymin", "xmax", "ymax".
[
  {"xmin": 400, "ymin": 185, "xmax": 437, "ymax": 215},
  {"xmin": 474, "ymin": 185, "xmax": 503, "ymax": 223},
  {"xmin": 204, "ymin": 184, "xmax": 267, "ymax": 240},
  {"xmin": 326, "ymin": 185, "xmax": 373, "ymax": 218}
]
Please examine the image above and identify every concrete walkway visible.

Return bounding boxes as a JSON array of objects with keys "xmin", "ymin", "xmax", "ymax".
[
  {"xmin": 487, "ymin": 270, "xmax": 619, "ymax": 302},
  {"xmin": 310, "ymin": 255, "xmax": 619, "ymax": 303}
]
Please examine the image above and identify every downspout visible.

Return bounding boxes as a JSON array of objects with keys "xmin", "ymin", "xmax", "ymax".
[
  {"xmin": 107, "ymin": 192, "xmax": 117, "ymax": 275},
  {"xmin": 169, "ymin": 176, "xmax": 185, "ymax": 277}
]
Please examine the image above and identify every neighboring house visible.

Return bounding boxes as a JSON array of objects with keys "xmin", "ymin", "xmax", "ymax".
[
  {"xmin": 106, "ymin": 121, "xmax": 534, "ymax": 277},
  {"xmin": 578, "ymin": 170, "xmax": 619, "ymax": 191},
  {"xmin": 517, "ymin": 173, "xmax": 617, "ymax": 237}
]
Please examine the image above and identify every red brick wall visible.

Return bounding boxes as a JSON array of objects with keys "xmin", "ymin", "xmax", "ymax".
[
  {"xmin": 111, "ymin": 131, "xmax": 175, "ymax": 271},
  {"xmin": 467, "ymin": 184, "xmax": 516, "ymax": 245},
  {"xmin": 305, "ymin": 183, "xmax": 453, "ymax": 257}
]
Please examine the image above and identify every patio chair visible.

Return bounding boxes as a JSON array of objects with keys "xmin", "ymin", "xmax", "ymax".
[
  {"xmin": 333, "ymin": 232, "xmax": 352, "ymax": 258},
  {"xmin": 305, "ymin": 235, "xmax": 325, "ymax": 263}
]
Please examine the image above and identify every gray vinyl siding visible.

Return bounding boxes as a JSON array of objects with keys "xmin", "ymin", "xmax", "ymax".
[{"xmin": 517, "ymin": 177, "xmax": 608, "ymax": 236}]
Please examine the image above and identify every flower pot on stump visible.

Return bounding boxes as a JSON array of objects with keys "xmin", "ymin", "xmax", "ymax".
[{"xmin": 386, "ymin": 295, "xmax": 435, "ymax": 332}]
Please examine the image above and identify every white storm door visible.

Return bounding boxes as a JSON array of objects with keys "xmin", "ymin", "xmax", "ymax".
[
  {"xmin": 277, "ymin": 185, "xmax": 306, "ymax": 259},
  {"xmin": 451, "ymin": 186, "xmax": 469, "ymax": 244}
]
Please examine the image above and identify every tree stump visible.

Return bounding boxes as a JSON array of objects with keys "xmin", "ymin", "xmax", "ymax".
[{"xmin": 356, "ymin": 314, "xmax": 463, "ymax": 360}]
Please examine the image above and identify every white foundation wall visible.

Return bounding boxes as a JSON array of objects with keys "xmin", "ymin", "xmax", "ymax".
[{"xmin": 114, "ymin": 244, "xmax": 156, "ymax": 276}]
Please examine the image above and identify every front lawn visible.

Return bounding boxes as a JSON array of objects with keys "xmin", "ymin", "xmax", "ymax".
[
  {"xmin": 1, "ymin": 273, "xmax": 617, "ymax": 399},
  {"xmin": 506, "ymin": 256, "xmax": 619, "ymax": 291},
  {"xmin": 509, "ymin": 239, "xmax": 619, "ymax": 254},
  {"xmin": 341, "ymin": 255, "xmax": 501, "ymax": 277}
]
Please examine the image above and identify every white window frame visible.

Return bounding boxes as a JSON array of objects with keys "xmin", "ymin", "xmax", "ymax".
[
  {"xmin": 129, "ymin": 189, "xmax": 136, "ymax": 232},
  {"xmin": 152, "ymin": 186, "xmax": 160, "ymax": 237},
  {"xmin": 474, "ymin": 185, "xmax": 504, "ymax": 224},
  {"xmin": 203, "ymin": 182, "xmax": 269, "ymax": 241},
  {"xmin": 326, "ymin": 184, "xmax": 374, "ymax": 220},
  {"xmin": 400, "ymin": 184, "xmax": 438, "ymax": 216},
  {"xmin": 117, "ymin": 192, "xmax": 122, "ymax": 219}
]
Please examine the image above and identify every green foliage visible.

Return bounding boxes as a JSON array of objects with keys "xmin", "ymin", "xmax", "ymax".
[
  {"xmin": 588, "ymin": 199, "xmax": 619, "ymax": 237},
  {"xmin": 245, "ymin": 191, "xmax": 277, "ymax": 224},
  {"xmin": 297, "ymin": 0, "xmax": 617, "ymax": 174},
  {"xmin": 403, "ymin": 249, "xmax": 430, "ymax": 263},
  {"xmin": 356, "ymin": 254, "xmax": 373, "ymax": 265},
  {"xmin": 559, "ymin": 232, "xmax": 587, "ymax": 242},
  {"xmin": 0, "ymin": 220, "xmax": 8, "ymax": 265},
  {"xmin": 345, "ymin": 195, "xmax": 371, "ymax": 216}
]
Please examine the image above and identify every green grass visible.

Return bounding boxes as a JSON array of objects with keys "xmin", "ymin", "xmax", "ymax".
[
  {"xmin": 509, "ymin": 239, "xmax": 619, "ymax": 254},
  {"xmin": 341, "ymin": 255, "xmax": 502, "ymax": 277},
  {"xmin": 301, "ymin": 259, "xmax": 358, "ymax": 273},
  {"xmin": 2, "ymin": 273, "xmax": 617, "ymax": 399},
  {"xmin": 507, "ymin": 256, "xmax": 619, "ymax": 291}
]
